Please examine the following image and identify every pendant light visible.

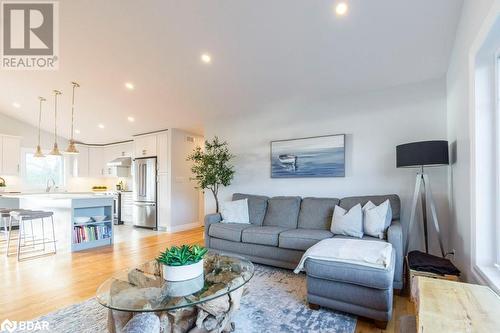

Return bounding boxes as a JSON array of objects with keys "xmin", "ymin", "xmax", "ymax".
[
  {"xmin": 49, "ymin": 90, "xmax": 62, "ymax": 156},
  {"xmin": 65, "ymin": 81, "xmax": 80, "ymax": 154},
  {"xmin": 34, "ymin": 96, "xmax": 46, "ymax": 158}
]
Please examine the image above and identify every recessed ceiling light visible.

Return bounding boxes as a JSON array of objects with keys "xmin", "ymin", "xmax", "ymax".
[
  {"xmin": 335, "ymin": 2, "xmax": 348, "ymax": 16},
  {"xmin": 201, "ymin": 53, "xmax": 212, "ymax": 64},
  {"xmin": 125, "ymin": 82, "xmax": 135, "ymax": 90},
  {"xmin": 75, "ymin": 129, "xmax": 81, "ymax": 134},
  {"xmin": 98, "ymin": 124, "xmax": 105, "ymax": 129},
  {"xmin": 127, "ymin": 116, "xmax": 135, "ymax": 122},
  {"xmin": 12, "ymin": 102, "xmax": 21, "ymax": 108}
]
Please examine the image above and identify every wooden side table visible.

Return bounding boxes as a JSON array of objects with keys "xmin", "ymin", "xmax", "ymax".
[
  {"xmin": 413, "ymin": 276, "xmax": 500, "ymax": 332},
  {"xmin": 405, "ymin": 256, "xmax": 459, "ymax": 302}
]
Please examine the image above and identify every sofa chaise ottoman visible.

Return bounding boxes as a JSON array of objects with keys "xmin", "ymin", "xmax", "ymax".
[{"xmin": 306, "ymin": 249, "xmax": 395, "ymax": 328}]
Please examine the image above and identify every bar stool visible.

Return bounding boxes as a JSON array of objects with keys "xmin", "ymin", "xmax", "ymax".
[
  {"xmin": 7, "ymin": 210, "xmax": 56, "ymax": 261},
  {"xmin": 1, "ymin": 209, "xmax": 33, "ymax": 247}
]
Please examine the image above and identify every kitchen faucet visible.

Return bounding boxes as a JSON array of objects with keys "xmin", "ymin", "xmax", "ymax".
[{"xmin": 46, "ymin": 178, "xmax": 56, "ymax": 192}]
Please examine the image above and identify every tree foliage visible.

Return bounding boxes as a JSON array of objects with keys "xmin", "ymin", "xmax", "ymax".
[{"xmin": 187, "ymin": 136, "xmax": 234, "ymax": 212}]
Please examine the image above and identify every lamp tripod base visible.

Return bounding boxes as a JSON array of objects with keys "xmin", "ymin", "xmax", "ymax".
[{"xmin": 405, "ymin": 169, "xmax": 446, "ymax": 257}]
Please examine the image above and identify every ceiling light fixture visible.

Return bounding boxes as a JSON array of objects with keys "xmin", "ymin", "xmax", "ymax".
[
  {"xmin": 127, "ymin": 116, "xmax": 135, "ymax": 122},
  {"xmin": 49, "ymin": 90, "xmax": 62, "ymax": 156},
  {"xmin": 335, "ymin": 2, "xmax": 348, "ymax": 16},
  {"xmin": 201, "ymin": 53, "xmax": 212, "ymax": 64},
  {"xmin": 98, "ymin": 123, "xmax": 105, "ymax": 129},
  {"xmin": 12, "ymin": 102, "xmax": 20, "ymax": 108},
  {"xmin": 65, "ymin": 81, "xmax": 80, "ymax": 155},
  {"xmin": 34, "ymin": 96, "xmax": 46, "ymax": 158},
  {"xmin": 125, "ymin": 82, "xmax": 135, "ymax": 90}
]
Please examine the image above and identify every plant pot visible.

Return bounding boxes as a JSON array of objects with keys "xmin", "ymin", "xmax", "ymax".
[
  {"xmin": 165, "ymin": 274, "xmax": 205, "ymax": 297},
  {"xmin": 162, "ymin": 259, "xmax": 204, "ymax": 281}
]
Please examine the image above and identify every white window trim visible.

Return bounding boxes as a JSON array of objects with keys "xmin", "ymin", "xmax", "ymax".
[{"xmin": 468, "ymin": 5, "xmax": 500, "ymax": 293}]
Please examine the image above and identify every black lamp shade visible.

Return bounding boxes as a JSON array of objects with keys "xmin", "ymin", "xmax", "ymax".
[{"xmin": 396, "ymin": 140, "xmax": 449, "ymax": 168}]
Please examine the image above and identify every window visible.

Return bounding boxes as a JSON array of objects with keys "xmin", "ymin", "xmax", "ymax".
[{"xmin": 24, "ymin": 151, "xmax": 65, "ymax": 189}]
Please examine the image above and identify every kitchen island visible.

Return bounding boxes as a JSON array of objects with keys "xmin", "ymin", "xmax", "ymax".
[{"xmin": 0, "ymin": 193, "xmax": 114, "ymax": 252}]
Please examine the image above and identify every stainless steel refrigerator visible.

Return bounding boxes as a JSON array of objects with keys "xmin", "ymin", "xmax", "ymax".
[{"xmin": 133, "ymin": 157, "xmax": 157, "ymax": 229}]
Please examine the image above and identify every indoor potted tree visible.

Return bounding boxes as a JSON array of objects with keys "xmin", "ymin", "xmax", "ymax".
[
  {"xmin": 156, "ymin": 244, "xmax": 208, "ymax": 281},
  {"xmin": 187, "ymin": 136, "xmax": 235, "ymax": 213}
]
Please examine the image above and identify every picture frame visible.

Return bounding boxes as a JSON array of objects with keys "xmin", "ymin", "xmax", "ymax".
[{"xmin": 270, "ymin": 134, "xmax": 345, "ymax": 178}]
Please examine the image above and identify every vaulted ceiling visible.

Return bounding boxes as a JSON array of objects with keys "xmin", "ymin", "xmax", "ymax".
[{"xmin": 0, "ymin": 0, "xmax": 463, "ymax": 144}]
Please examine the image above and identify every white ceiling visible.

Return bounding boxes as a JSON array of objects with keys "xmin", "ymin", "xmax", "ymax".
[{"xmin": 0, "ymin": 0, "xmax": 463, "ymax": 144}]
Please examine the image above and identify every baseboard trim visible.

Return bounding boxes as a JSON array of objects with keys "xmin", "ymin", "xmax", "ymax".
[{"xmin": 166, "ymin": 222, "xmax": 202, "ymax": 233}]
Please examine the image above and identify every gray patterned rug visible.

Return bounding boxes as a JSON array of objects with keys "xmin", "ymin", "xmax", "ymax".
[{"xmin": 17, "ymin": 265, "xmax": 356, "ymax": 333}]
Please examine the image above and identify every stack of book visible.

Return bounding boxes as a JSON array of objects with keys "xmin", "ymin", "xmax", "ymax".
[{"xmin": 73, "ymin": 225, "xmax": 111, "ymax": 243}]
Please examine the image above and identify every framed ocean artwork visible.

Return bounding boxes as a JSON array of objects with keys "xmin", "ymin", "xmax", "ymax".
[{"xmin": 270, "ymin": 134, "xmax": 345, "ymax": 178}]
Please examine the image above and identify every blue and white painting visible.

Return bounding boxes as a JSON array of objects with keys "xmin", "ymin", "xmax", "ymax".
[{"xmin": 271, "ymin": 135, "xmax": 345, "ymax": 178}]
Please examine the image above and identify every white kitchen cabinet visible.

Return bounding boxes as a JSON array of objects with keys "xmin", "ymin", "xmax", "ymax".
[
  {"xmin": 88, "ymin": 147, "xmax": 105, "ymax": 177},
  {"xmin": 157, "ymin": 173, "xmax": 170, "ymax": 229},
  {"xmin": 134, "ymin": 135, "xmax": 157, "ymax": 158},
  {"xmin": 156, "ymin": 131, "xmax": 169, "ymax": 173},
  {"xmin": 1, "ymin": 136, "xmax": 21, "ymax": 176},
  {"xmin": 121, "ymin": 192, "xmax": 134, "ymax": 224},
  {"xmin": 73, "ymin": 145, "xmax": 89, "ymax": 177}
]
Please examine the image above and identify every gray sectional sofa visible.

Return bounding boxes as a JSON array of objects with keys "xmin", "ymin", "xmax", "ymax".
[{"xmin": 205, "ymin": 193, "xmax": 403, "ymax": 289}]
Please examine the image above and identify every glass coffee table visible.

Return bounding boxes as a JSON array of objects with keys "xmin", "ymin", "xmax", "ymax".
[{"xmin": 96, "ymin": 252, "xmax": 254, "ymax": 333}]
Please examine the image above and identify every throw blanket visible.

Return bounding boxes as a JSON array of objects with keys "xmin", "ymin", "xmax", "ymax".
[{"xmin": 294, "ymin": 238, "xmax": 393, "ymax": 273}]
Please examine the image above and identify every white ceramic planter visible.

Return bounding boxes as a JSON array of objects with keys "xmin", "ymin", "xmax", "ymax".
[{"xmin": 162, "ymin": 259, "xmax": 204, "ymax": 281}]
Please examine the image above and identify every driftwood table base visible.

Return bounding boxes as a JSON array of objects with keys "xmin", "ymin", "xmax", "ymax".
[{"xmin": 107, "ymin": 286, "xmax": 243, "ymax": 333}]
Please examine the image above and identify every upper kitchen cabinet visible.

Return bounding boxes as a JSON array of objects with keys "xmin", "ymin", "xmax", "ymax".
[
  {"xmin": 73, "ymin": 145, "xmax": 89, "ymax": 177},
  {"xmin": 0, "ymin": 135, "xmax": 21, "ymax": 176},
  {"xmin": 156, "ymin": 131, "xmax": 169, "ymax": 173},
  {"xmin": 134, "ymin": 134, "xmax": 157, "ymax": 158},
  {"xmin": 88, "ymin": 146, "xmax": 105, "ymax": 177}
]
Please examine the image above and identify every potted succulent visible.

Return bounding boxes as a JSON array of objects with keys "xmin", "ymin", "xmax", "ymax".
[
  {"xmin": 0, "ymin": 177, "xmax": 6, "ymax": 192},
  {"xmin": 156, "ymin": 245, "xmax": 208, "ymax": 281}
]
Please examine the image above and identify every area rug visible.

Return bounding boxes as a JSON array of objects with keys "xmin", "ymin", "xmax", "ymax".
[{"xmin": 16, "ymin": 265, "xmax": 356, "ymax": 333}]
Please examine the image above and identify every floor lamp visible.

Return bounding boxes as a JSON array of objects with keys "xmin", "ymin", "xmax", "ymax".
[{"xmin": 397, "ymin": 140, "xmax": 449, "ymax": 257}]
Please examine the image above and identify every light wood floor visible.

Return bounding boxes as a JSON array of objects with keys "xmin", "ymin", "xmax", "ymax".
[{"xmin": 0, "ymin": 227, "xmax": 414, "ymax": 332}]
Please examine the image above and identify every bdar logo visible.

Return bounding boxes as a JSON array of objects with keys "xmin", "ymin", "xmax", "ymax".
[{"xmin": 1, "ymin": 319, "xmax": 17, "ymax": 333}]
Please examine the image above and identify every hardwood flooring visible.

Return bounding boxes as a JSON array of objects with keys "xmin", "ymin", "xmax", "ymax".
[{"xmin": 0, "ymin": 227, "xmax": 414, "ymax": 332}]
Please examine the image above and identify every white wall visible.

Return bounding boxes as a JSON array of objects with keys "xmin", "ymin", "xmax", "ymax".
[
  {"xmin": 165, "ymin": 129, "xmax": 204, "ymax": 232},
  {"xmin": 446, "ymin": 0, "xmax": 499, "ymax": 282},
  {"xmin": 0, "ymin": 111, "xmax": 69, "ymax": 191},
  {"xmin": 205, "ymin": 78, "xmax": 450, "ymax": 254}
]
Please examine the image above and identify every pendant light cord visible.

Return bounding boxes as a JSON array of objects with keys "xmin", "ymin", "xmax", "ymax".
[
  {"xmin": 70, "ymin": 82, "xmax": 79, "ymax": 141},
  {"xmin": 38, "ymin": 97, "xmax": 45, "ymax": 145},
  {"xmin": 53, "ymin": 90, "xmax": 61, "ymax": 145}
]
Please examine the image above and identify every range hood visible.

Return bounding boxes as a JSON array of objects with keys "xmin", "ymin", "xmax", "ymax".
[{"xmin": 107, "ymin": 157, "xmax": 132, "ymax": 167}]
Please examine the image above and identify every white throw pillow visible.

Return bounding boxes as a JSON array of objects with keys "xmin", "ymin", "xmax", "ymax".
[
  {"xmin": 220, "ymin": 199, "xmax": 250, "ymax": 224},
  {"xmin": 362, "ymin": 200, "xmax": 392, "ymax": 239},
  {"xmin": 330, "ymin": 204, "xmax": 363, "ymax": 238}
]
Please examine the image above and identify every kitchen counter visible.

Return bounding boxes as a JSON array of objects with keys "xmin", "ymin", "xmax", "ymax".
[
  {"xmin": 0, "ymin": 192, "xmax": 114, "ymax": 199},
  {"xmin": 0, "ymin": 193, "xmax": 115, "ymax": 252}
]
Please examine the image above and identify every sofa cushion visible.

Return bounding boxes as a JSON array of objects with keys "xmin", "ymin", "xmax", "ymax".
[
  {"xmin": 233, "ymin": 193, "xmax": 269, "ymax": 226},
  {"xmin": 262, "ymin": 196, "xmax": 301, "ymax": 228},
  {"xmin": 208, "ymin": 223, "xmax": 252, "ymax": 242},
  {"xmin": 242, "ymin": 226, "xmax": 290, "ymax": 246},
  {"xmin": 304, "ymin": 249, "xmax": 395, "ymax": 290},
  {"xmin": 298, "ymin": 197, "xmax": 340, "ymax": 230},
  {"xmin": 279, "ymin": 229, "xmax": 333, "ymax": 251},
  {"xmin": 340, "ymin": 195, "xmax": 400, "ymax": 220}
]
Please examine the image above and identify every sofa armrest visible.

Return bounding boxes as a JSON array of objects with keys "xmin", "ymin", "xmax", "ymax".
[
  {"xmin": 204, "ymin": 213, "xmax": 222, "ymax": 247},
  {"xmin": 387, "ymin": 220, "xmax": 403, "ymax": 289}
]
